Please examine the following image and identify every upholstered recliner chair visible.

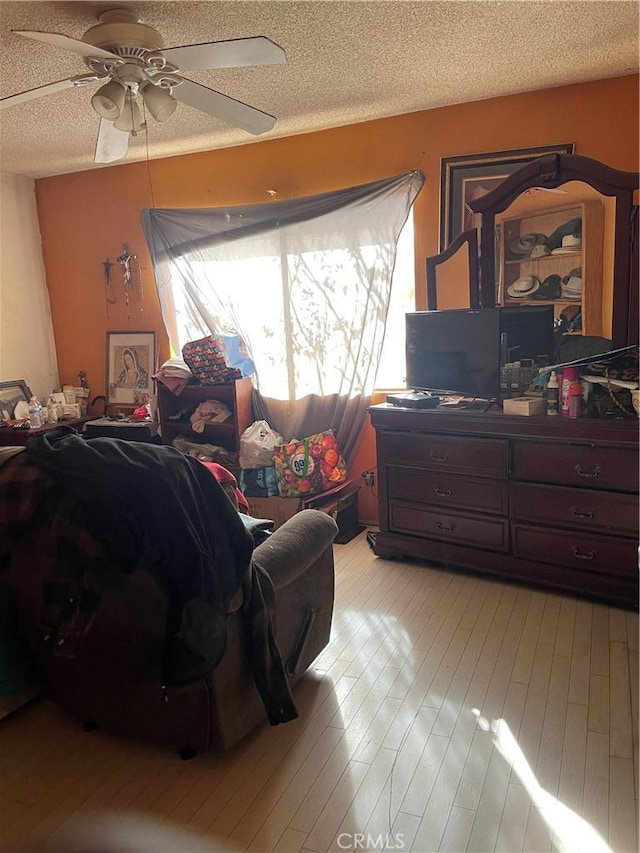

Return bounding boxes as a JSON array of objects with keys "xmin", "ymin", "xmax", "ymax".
[{"xmin": 0, "ymin": 434, "xmax": 337, "ymax": 754}]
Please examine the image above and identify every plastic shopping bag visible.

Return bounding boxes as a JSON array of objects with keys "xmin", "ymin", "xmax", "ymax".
[
  {"xmin": 239, "ymin": 420, "xmax": 284, "ymax": 469},
  {"xmin": 240, "ymin": 465, "xmax": 279, "ymax": 497}
]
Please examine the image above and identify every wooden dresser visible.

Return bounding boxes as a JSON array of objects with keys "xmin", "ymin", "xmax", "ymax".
[
  {"xmin": 369, "ymin": 404, "xmax": 639, "ymax": 609},
  {"xmin": 0, "ymin": 416, "xmax": 93, "ymax": 446}
]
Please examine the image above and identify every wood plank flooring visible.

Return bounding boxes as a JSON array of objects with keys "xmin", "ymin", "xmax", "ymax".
[{"xmin": 0, "ymin": 531, "xmax": 637, "ymax": 852}]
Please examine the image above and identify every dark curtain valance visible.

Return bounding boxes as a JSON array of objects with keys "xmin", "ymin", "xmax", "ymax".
[{"xmin": 141, "ymin": 171, "xmax": 424, "ymax": 262}]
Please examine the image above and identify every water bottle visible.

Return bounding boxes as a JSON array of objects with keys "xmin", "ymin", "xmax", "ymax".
[{"xmin": 28, "ymin": 396, "xmax": 43, "ymax": 429}]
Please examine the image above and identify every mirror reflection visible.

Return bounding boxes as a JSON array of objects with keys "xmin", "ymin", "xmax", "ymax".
[{"xmin": 496, "ymin": 181, "xmax": 616, "ymax": 341}]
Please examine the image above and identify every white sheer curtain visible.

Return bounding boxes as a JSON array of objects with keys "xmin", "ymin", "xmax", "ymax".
[{"xmin": 142, "ymin": 172, "xmax": 423, "ymax": 460}]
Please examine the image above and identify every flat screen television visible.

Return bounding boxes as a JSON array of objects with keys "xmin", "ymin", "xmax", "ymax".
[{"xmin": 405, "ymin": 306, "xmax": 555, "ymax": 399}]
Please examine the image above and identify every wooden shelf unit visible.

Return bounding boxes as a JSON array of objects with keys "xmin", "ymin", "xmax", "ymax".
[
  {"xmin": 498, "ymin": 199, "xmax": 604, "ymax": 336},
  {"xmin": 157, "ymin": 377, "xmax": 253, "ymax": 455}
]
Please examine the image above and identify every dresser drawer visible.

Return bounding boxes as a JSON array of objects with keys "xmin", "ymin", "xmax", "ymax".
[
  {"xmin": 388, "ymin": 466, "xmax": 508, "ymax": 514},
  {"xmin": 512, "ymin": 441, "xmax": 639, "ymax": 492},
  {"xmin": 383, "ymin": 432, "xmax": 508, "ymax": 478},
  {"xmin": 390, "ymin": 502, "xmax": 509, "ymax": 551},
  {"xmin": 511, "ymin": 482, "xmax": 639, "ymax": 535},
  {"xmin": 512, "ymin": 523, "xmax": 638, "ymax": 578}
]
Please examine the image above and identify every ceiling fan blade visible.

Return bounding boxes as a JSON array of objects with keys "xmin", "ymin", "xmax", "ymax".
[
  {"xmin": 173, "ymin": 78, "xmax": 276, "ymax": 134},
  {"xmin": 13, "ymin": 30, "xmax": 118, "ymax": 60},
  {"xmin": 0, "ymin": 77, "xmax": 83, "ymax": 108},
  {"xmin": 95, "ymin": 119, "xmax": 129, "ymax": 163},
  {"xmin": 161, "ymin": 37, "xmax": 286, "ymax": 71}
]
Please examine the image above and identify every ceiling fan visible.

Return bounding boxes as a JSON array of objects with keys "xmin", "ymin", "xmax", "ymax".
[{"xmin": 0, "ymin": 8, "xmax": 286, "ymax": 163}]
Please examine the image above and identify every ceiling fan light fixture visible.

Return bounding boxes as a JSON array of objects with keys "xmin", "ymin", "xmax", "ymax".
[
  {"xmin": 142, "ymin": 83, "xmax": 177, "ymax": 122},
  {"xmin": 91, "ymin": 79, "xmax": 126, "ymax": 119},
  {"xmin": 113, "ymin": 93, "xmax": 143, "ymax": 133},
  {"xmin": 6, "ymin": 12, "xmax": 287, "ymax": 165}
]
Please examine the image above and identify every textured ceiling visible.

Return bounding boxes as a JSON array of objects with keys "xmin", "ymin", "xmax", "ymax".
[{"xmin": 0, "ymin": 1, "xmax": 638, "ymax": 179}]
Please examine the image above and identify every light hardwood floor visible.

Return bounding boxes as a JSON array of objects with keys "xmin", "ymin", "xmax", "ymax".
[{"xmin": 1, "ymin": 530, "xmax": 638, "ymax": 852}]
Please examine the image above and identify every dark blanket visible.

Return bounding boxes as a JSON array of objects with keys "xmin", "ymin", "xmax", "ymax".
[{"xmin": 6, "ymin": 427, "xmax": 296, "ymax": 724}]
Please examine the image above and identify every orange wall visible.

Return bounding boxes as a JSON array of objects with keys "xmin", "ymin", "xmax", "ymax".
[{"xmin": 34, "ymin": 74, "xmax": 638, "ymax": 522}]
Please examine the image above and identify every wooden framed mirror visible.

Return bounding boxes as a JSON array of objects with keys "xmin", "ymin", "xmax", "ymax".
[
  {"xmin": 426, "ymin": 228, "xmax": 479, "ymax": 310},
  {"xmin": 467, "ymin": 153, "xmax": 638, "ymax": 348}
]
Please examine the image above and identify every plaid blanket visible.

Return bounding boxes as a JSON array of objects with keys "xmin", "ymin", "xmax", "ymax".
[{"xmin": 0, "ymin": 450, "xmax": 105, "ymax": 656}]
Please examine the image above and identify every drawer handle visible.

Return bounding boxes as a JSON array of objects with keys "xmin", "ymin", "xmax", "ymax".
[
  {"xmin": 573, "ymin": 547, "xmax": 596, "ymax": 561},
  {"xmin": 571, "ymin": 507, "xmax": 596, "ymax": 520},
  {"xmin": 430, "ymin": 451, "xmax": 449, "ymax": 463},
  {"xmin": 435, "ymin": 487, "xmax": 452, "ymax": 498},
  {"xmin": 437, "ymin": 522, "xmax": 455, "ymax": 533},
  {"xmin": 574, "ymin": 463, "xmax": 601, "ymax": 480}
]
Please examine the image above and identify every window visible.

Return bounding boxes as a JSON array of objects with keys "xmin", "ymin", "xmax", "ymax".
[{"xmin": 143, "ymin": 172, "xmax": 424, "ymax": 458}]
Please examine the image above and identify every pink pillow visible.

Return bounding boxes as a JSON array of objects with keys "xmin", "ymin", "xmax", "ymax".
[{"xmin": 199, "ymin": 460, "xmax": 250, "ymax": 513}]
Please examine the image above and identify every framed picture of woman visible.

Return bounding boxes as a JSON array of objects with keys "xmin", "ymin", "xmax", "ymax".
[{"xmin": 106, "ymin": 331, "xmax": 156, "ymax": 406}]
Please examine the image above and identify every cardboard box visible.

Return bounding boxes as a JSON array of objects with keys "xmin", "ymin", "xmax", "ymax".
[
  {"xmin": 247, "ymin": 479, "xmax": 363, "ymax": 537},
  {"xmin": 502, "ymin": 396, "xmax": 547, "ymax": 416},
  {"xmin": 246, "ymin": 496, "xmax": 303, "ymax": 529}
]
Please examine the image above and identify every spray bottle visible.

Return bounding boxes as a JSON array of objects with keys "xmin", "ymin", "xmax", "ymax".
[
  {"xmin": 568, "ymin": 373, "xmax": 582, "ymax": 418},
  {"xmin": 546, "ymin": 371, "xmax": 559, "ymax": 416},
  {"xmin": 561, "ymin": 367, "xmax": 578, "ymax": 417}
]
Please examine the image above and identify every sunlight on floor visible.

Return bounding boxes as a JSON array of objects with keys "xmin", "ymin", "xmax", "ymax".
[{"xmin": 473, "ymin": 709, "xmax": 612, "ymax": 853}]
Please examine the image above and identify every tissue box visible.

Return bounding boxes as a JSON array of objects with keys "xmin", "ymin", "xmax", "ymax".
[{"xmin": 502, "ymin": 396, "xmax": 547, "ymax": 416}]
